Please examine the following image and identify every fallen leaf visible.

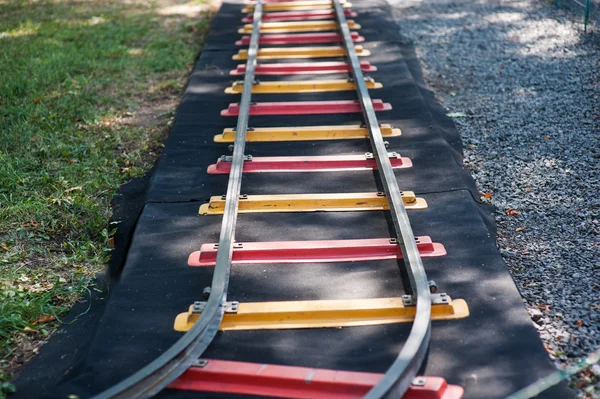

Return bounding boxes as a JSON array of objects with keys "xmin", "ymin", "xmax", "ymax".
[
  {"xmin": 543, "ymin": 135, "xmax": 550, "ymax": 140},
  {"xmin": 447, "ymin": 112, "xmax": 467, "ymax": 118},
  {"xmin": 31, "ymin": 135, "xmax": 41, "ymax": 142},
  {"xmin": 23, "ymin": 327, "xmax": 38, "ymax": 334},
  {"xmin": 33, "ymin": 315, "xmax": 56, "ymax": 325},
  {"xmin": 515, "ymin": 226, "xmax": 525, "ymax": 232},
  {"xmin": 506, "ymin": 208, "xmax": 520, "ymax": 216},
  {"xmin": 544, "ymin": 343, "xmax": 552, "ymax": 353},
  {"xmin": 576, "ymin": 320, "xmax": 583, "ymax": 328},
  {"xmin": 1, "ymin": 244, "xmax": 7, "ymax": 251},
  {"xmin": 480, "ymin": 192, "xmax": 493, "ymax": 199}
]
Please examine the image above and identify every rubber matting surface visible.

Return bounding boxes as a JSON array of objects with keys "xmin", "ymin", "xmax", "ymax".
[{"xmin": 14, "ymin": 0, "xmax": 572, "ymax": 398}]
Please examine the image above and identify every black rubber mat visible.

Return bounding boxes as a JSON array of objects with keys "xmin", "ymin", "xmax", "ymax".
[
  {"xmin": 14, "ymin": 0, "xmax": 572, "ymax": 398},
  {"xmin": 42, "ymin": 193, "xmax": 569, "ymax": 399}
]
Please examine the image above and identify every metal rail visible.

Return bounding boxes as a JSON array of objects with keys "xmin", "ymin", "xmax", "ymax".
[
  {"xmin": 89, "ymin": 2, "xmax": 263, "ymax": 398},
  {"xmin": 331, "ymin": 1, "xmax": 433, "ymax": 398}
]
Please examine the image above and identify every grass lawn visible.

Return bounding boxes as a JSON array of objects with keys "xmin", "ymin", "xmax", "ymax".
[{"xmin": 0, "ymin": 0, "xmax": 214, "ymax": 394}]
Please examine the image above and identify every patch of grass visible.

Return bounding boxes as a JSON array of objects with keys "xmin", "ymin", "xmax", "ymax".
[{"xmin": 0, "ymin": 0, "xmax": 214, "ymax": 393}]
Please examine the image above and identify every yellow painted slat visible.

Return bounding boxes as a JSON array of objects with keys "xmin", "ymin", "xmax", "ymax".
[
  {"xmin": 199, "ymin": 192, "xmax": 427, "ymax": 215},
  {"xmin": 214, "ymin": 124, "xmax": 401, "ymax": 142},
  {"xmin": 174, "ymin": 297, "xmax": 470, "ymax": 331},
  {"xmin": 238, "ymin": 20, "xmax": 360, "ymax": 34},
  {"xmin": 225, "ymin": 79, "xmax": 382, "ymax": 94},
  {"xmin": 243, "ymin": 1, "xmax": 352, "ymax": 13},
  {"xmin": 233, "ymin": 45, "xmax": 370, "ymax": 60}
]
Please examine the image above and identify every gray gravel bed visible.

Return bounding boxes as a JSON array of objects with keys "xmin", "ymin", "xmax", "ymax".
[{"xmin": 385, "ymin": 0, "xmax": 600, "ymax": 396}]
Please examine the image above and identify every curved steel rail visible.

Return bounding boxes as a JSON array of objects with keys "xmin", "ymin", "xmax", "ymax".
[
  {"xmin": 90, "ymin": 2, "xmax": 263, "ymax": 398},
  {"xmin": 92, "ymin": 0, "xmax": 431, "ymax": 397},
  {"xmin": 331, "ymin": 1, "xmax": 433, "ymax": 398}
]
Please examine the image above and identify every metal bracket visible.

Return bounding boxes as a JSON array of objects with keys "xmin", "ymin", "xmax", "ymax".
[
  {"xmin": 368, "ymin": 152, "xmax": 397, "ymax": 160},
  {"xmin": 191, "ymin": 359, "xmax": 209, "ymax": 368},
  {"xmin": 220, "ymin": 194, "xmax": 248, "ymax": 201},
  {"xmin": 213, "ymin": 242, "xmax": 243, "ymax": 249},
  {"xmin": 192, "ymin": 301, "xmax": 239, "ymax": 314},
  {"xmin": 220, "ymin": 155, "xmax": 253, "ymax": 162},
  {"xmin": 402, "ymin": 293, "xmax": 450, "ymax": 307},
  {"xmin": 412, "ymin": 377, "xmax": 426, "ymax": 386}
]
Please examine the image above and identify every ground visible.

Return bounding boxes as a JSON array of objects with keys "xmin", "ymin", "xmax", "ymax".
[
  {"xmin": 386, "ymin": 0, "xmax": 600, "ymax": 396},
  {"xmin": 0, "ymin": 0, "xmax": 214, "ymax": 394}
]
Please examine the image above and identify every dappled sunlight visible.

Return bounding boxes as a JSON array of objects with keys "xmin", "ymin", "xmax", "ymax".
[
  {"xmin": 439, "ymin": 11, "xmax": 472, "ymax": 19},
  {"xmin": 484, "ymin": 11, "xmax": 526, "ymax": 23},
  {"xmin": 157, "ymin": 1, "xmax": 210, "ymax": 17},
  {"xmin": 127, "ymin": 47, "xmax": 145, "ymax": 56},
  {"xmin": 0, "ymin": 21, "xmax": 39, "ymax": 39},
  {"xmin": 187, "ymin": 82, "xmax": 230, "ymax": 94},
  {"xmin": 86, "ymin": 16, "xmax": 105, "ymax": 25},
  {"xmin": 509, "ymin": 21, "xmax": 580, "ymax": 57}
]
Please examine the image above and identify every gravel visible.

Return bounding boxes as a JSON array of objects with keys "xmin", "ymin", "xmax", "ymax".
[{"xmin": 385, "ymin": 0, "xmax": 600, "ymax": 396}]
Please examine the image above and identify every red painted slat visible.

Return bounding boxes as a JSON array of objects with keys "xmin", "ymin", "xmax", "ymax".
[
  {"xmin": 221, "ymin": 100, "xmax": 391, "ymax": 116},
  {"xmin": 169, "ymin": 359, "xmax": 464, "ymax": 399},
  {"xmin": 237, "ymin": 31, "xmax": 364, "ymax": 45},
  {"xmin": 231, "ymin": 61, "xmax": 376, "ymax": 75},
  {"xmin": 243, "ymin": 9, "xmax": 357, "ymax": 22},
  {"xmin": 188, "ymin": 237, "xmax": 446, "ymax": 266},
  {"xmin": 207, "ymin": 154, "xmax": 412, "ymax": 173}
]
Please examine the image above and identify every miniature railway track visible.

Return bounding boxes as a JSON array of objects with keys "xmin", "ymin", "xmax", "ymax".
[{"xmin": 92, "ymin": 1, "xmax": 469, "ymax": 398}]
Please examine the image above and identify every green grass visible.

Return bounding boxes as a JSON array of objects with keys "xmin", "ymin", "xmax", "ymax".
[{"xmin": 0, "ymin": 0, "xmax": 213, "ymax": 394}]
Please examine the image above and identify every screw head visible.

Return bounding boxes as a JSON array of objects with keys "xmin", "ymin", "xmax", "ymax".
[{"xmin": 428, "ymin": 280, "xmax": 438, "ymax": 294}]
